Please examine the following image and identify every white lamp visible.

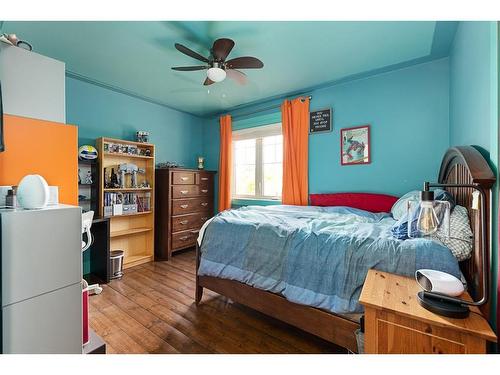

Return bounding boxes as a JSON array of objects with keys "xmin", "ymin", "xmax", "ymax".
[
  {"xmin": 415, "ymin": 181, "xmax": 489, "ymax": 319},
  {"xmin": 207, "ymin": 63, "xmax": 226, "ymax": 83},
  {"xmin": 17, "ymin": 174, "xmax": 50, "ymax": 209}
]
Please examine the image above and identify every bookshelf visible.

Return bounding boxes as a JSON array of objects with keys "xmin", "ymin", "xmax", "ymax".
[{"xmin": 96, "ymin": 137, "xmax": 155, "ymax": 269}]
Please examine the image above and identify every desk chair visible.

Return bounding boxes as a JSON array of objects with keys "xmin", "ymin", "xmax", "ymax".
[{"xmin": 82, "ymin": 211, "xmax": 103, "ymax": 295}]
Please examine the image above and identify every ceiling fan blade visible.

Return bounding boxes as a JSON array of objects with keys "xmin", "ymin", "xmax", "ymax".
[
  {"xmin": 171, "ymin": 66, "xmax": 207, "ymax": 71},
  {"xmin": 212, "ymin": 38, "xmax": 235, "ymax": 61},
  {"xmin": 226, "ymin": 69, "xmax": 247, "ymax": 85},
  {"xmin": 226, "ymin": 56, "xmax": 264, "ymax": 69},
  {"xmin": 203, "ymin": 77, "xmax": 215, "ymax": 86},
  {"xmin": 175, "ymin": 43, "xmax": 209, "ymax": 63}
]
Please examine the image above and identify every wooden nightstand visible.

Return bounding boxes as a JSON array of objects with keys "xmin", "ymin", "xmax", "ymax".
[{"xmin": 359, "ymin": 269, "xmax": 497, "ymax": 354}]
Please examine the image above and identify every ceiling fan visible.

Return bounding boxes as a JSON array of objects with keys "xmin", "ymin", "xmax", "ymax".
[{"xmin": 171, "ymin": 38, "xmax": 264, "ymax": 86}]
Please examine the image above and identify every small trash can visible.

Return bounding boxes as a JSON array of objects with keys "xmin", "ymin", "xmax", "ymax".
[{"xmin": 110, "ymin": 250, "xmax": 124, "ymax": 279}]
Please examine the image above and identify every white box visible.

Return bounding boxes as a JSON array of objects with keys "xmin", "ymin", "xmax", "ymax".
[
  {"xmin": 113, "ymin": 203, "xmax": 123, "ymax": 216},
  {"xmin": 48, "ymin": 186, "xmax": 59, "ymax": 205}
]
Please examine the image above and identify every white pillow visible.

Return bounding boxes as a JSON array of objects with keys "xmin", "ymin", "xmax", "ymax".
[
  {"xmin": 431, "ymin": 205, "xmax": 473, "ymax": 261},
  {"xmin": 391, "ymin": 191, "xmax": 420, "ymax": 220}
]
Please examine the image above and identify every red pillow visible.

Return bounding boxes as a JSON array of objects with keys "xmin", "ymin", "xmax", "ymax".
[{"xmin": 309, "ymin": 193, "xmax": 399, "ymax": 213}]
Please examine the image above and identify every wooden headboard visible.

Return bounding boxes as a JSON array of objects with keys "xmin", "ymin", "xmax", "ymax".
[{"xmin": 438, "ymin": 146, "xmax": 495, "ymax": 318}]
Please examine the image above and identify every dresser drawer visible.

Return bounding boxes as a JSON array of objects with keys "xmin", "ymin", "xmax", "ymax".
[
  {"xmin": 172, "ymin": 185, "xmax": 199, "ymax": 198},
  {"xmin": 172, "ymin": 198, "xmax": 212, "ymax": 215},
  {"xmin": 172, "ymin": 171, "xmax": 195, "ymax": 185},
  {"xmin": 198, "ymin": 186, "xmax": 211, "ymax": 197},
  {"xmin": 199, "ymin": 211, "xmax": 212, "ymax": 224},
  {"xmin": 172, "ymin": 213, "xmax": 202, "ymax": 232},
  {"xmin": 197, "ymin": 173, "xmax": 213, "ymax": 187},
  {"xmin": 171, "ymin": 229, "xmax": 199, "ymax": 250}
]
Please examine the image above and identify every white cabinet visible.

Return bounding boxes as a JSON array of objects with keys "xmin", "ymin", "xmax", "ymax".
[
  {"xmin": 0, "ymin": 41, "xmax": 65, "ymax": 123},
  {"xmin": 2, "ymin": 283, "xmax": 82, "ymax": 354},
  {"xmin": 1, "ymin": 206, "xmax": 82, "ymax": 306},
  {"xmin": 1, "ymin": 205, "xmax": 82, "ymax": 354}
]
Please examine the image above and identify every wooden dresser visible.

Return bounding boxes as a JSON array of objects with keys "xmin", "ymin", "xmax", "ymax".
[
  {"xmin": 155, "ymin": 168, "xmax": 216, "ymax": 260},
  {"xmin": 359, "ymin": 269, "xmax": 497, "ymax": 354}
]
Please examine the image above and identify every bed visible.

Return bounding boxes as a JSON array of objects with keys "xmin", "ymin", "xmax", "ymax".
[{"xmin": 195, "ymin": 146, "xmax": 495, "ymax": 352}]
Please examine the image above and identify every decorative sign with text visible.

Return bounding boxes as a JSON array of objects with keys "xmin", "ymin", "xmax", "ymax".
[{"xmin": 309, "ymin": 108, "xmax": 332, "ymax": 134}]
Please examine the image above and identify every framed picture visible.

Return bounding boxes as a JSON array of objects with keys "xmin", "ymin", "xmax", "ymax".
[{"xmin": 341, "ymin": 125, "xmax": 371, "ymax": 165}]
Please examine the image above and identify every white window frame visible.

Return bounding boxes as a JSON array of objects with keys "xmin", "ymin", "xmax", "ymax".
[{"xmin": 232, "ymin": 123, "xmax": 282, "ymax": 201}]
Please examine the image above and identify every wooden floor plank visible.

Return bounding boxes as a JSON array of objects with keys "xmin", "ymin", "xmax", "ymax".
[
  {"xmin": 89, "ymin": 309, "xmax": 147, "ymax": 354},
  {"xmin": 119, "ymin": 275, "xmax": 254, "ymax": 354},
  {"xmin": 98, "ymin": 298, "xmax": 179, "ymax": 354},
  {"xmin": 110, "ymin": 274, "xmax": 242, "ymax": 353},
  {"xmin": 141, "ymin": 259, "xmax": 337, "ymax": 352},
  {"xmin": 132, "ymin": 269, "xmax": 302, "ymax": 353},
  {"xmin": 105, "ymin": 343, "xmax": 118, "ymax": 354},
  {"xmin": 89, "ymin": 249, "xmax": 345, "ymax": 354},
  {"xmin": 136, "ymin": 265, "xmax": 335, "ymax": 353},
  {"xmin": 103, "ymin": 282, "xmax": 213, "ymax": 354}
]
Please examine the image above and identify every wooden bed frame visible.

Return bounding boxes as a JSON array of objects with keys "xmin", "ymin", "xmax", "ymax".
[{"xmin": 195, "ymin": 146, "xmax": 495, "ymax": 352}]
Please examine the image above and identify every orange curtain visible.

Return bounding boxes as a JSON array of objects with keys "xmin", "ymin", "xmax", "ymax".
[
  {"xmin": 218, "ymin": 114, "xmax": 233, "ymax": 211},
  {"xmin": 281, "ymin": 97, "xmax": 309, "ymax": 205}
]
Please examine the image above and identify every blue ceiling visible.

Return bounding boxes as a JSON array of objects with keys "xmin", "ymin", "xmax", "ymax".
[{"xmin": 1, "ymin": 21, "xmax": 457, "ymax": 117}]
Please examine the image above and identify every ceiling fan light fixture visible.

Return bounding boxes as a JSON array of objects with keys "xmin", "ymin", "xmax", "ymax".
[
  {"xmin": 207, "ymin": 66, "xmax": 226, "ymax": 83},
  {"xmin": 172, "ymin": 38, "xmax": 263, "ymax": 86}
]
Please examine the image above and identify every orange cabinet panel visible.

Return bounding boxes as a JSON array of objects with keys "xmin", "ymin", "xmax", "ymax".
[{"xmin": 0, "ymin": 115, "xmax": 78, "ymax": 205}]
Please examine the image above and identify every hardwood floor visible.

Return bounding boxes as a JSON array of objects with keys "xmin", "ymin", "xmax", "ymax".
[{"xmin": 89, "ymin": 249, "xmax": 347, "ymax": 354}]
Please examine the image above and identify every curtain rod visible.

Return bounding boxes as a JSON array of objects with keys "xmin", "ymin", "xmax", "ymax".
[{"xmin": 230, "ymin": 95, "xmax": 312, "ymax": 120}]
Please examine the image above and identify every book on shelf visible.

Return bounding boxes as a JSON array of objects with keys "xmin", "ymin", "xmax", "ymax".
[{"xmin": 104, "ymin": 191, "xmax": 150, "ymax": 216}]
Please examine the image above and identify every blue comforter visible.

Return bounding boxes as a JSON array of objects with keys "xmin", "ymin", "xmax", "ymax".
[{"xmin": 198, "ymin": 205, "xmax": 461, "ymax": 314}]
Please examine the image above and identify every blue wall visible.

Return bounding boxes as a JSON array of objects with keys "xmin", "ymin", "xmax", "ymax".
[
  {"xmin": 450, "ymin": 22, "xmax": 498, "ymax": 155},
  {"xmin": 203, "ymin": 58, "xmax": 451, "ymax": 204},
  {"xmin": 308, "ymin": 58, "xmax": 450, "ymax": 196},
  {"xmin": 66, "ymin": 77, "xmax": 205, "ymax": 273},
  {"xmin": 66, "ymin": 77, "xmax": 204, "ymax": 169},
  {"xmin": 449, "ymin": 21, "xmax": 499, "ymax": 331}
]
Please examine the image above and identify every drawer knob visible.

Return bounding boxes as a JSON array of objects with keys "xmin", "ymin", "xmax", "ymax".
[
  {"xmin": 201, "ymin": 189, "xmax": 208, "ymax": 193},
  {"xmin": 181, "ymin": 177, "xmax": 189, "ymax": 181},
  {"xmin": 180, "ymin": 204, "xmax": 188, "ymax": 209},
  {"xmin": 180, "ymin": 190, "xmax": 189, "ymax": 194},
  {"xmin": 180, "ymin": 220, "xmax": 188, "ymax": 225},
  {"xmin": 179, "ymin": 236, "xmax": 190, "ymax": 241},
  {"xmin": 201, "ymin": 177, "xmax": 208, "ymax": 181},
  {"xmin": 201, "ymin": 202, "xmax": 208, "ymax": 207}
]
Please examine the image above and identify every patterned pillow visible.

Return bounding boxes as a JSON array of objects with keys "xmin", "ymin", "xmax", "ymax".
[{"xmin": 431, "ymin": 205, "xmax": 473, "ymax": 261}]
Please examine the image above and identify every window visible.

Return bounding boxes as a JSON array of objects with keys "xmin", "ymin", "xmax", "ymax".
[{"xmin": 232, "ymin": 123, "xmax": 283, "ymax": 200}]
